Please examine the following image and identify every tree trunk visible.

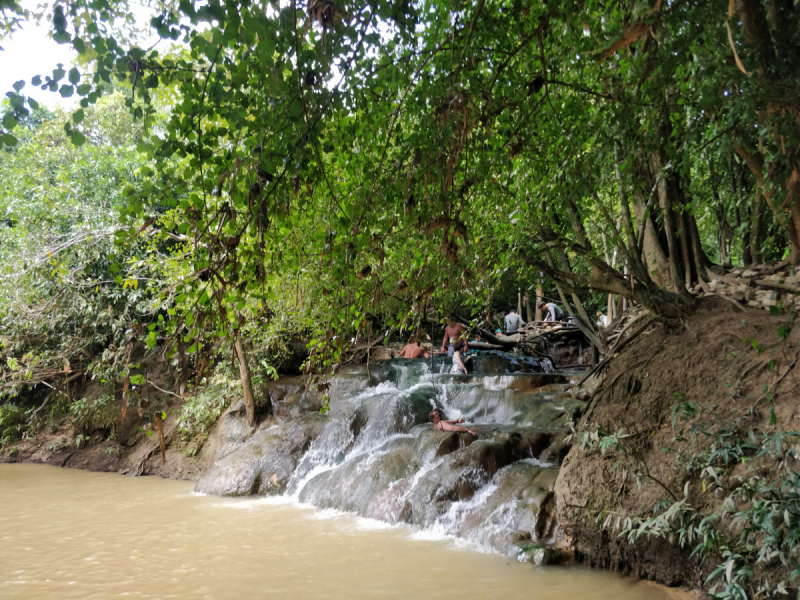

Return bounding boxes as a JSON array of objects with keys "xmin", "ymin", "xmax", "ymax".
[
  {"xmin": 565, "ymin": 197, "xmax": 590, "ymax": 250},
  {"xmin": 614, "ymin": 142, "xmax": 649, "ymax": 283},
  {"xmin": 534, "ymin": 286, "xmax": 542, "ymax": 321},
  {"xmin": 732, "ymin": 156, "xmax": 753, "ymax": 266},
  {"xmin": 234, "ymin": 336, "xmax": 257, "ymax": 427},
  {"xmin": 788, "ymin": 185, "xmax": 800, "ymax": 264},
  {"xmin": 750, "ymin": 192, "xmax": 763, "ymax": 264},
  {"xmin": 543, "ymin": 253, "xmax": 604, "ymax": 350},
  {"xmin": 553, "ymin": 248, "xmax": 594, "ymax": 328},
  {"xmin": 654, "ymin": 151, "xmax": 685, "ymax": 293},
  {"xmin": 525, "ymin": 292, "xmax": 532, "ymax": 322},
  {"xmin": 631, "ymin": 187, "xmax": 672, "ymax": 289}
]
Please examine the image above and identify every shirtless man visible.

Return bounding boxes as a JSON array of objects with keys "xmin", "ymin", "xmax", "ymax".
[
  {"xmin": 439, "ymin": 318, "xmax": 466, "ymax": 355},
  {"xmin": 399, "ymin": 339, "xmax": 429, "ymax": 359},
  {"xmin": 429, "ymin": 409, "xmax": 478, "ymax": 436}
]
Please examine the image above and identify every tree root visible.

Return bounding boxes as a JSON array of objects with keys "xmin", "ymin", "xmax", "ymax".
[{"xmin": 752, "ymin": 351, "xmax": 800, "ymax": 409}]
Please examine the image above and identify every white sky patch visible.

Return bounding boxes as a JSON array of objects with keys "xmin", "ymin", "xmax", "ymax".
[
  {"xmin": 0, "ymin": 0, "xmax": 160, "ymax": 110},
  {"xmin": 0, "ymin": 17, "xmax": 78, "ymax": 109}
]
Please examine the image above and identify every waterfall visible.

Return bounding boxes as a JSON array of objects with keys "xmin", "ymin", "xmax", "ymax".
[{"xmin": 196, "ymin": 351, "xmax": 584, "ymax": 562}]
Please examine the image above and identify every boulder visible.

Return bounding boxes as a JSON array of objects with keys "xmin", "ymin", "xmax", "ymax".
[
  {"xmin": 298, "ymin": 436, "xmax": 416, "ymax": 513},
  {"xmin": 200, "ymin": 399, "xmax": 251, "ymax": 469},
  {"xmin": 195, "ymin": 413, "xmax": 326, "ymax": 496}
]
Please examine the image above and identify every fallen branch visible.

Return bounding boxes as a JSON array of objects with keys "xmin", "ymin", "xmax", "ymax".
[
  {"xmin": 578, "ymin": 317, "xmax": 656, "ymax": 387},
  {"xmin": 64, "ymin": 371, "xmax": 85, "ymax": 384},
  {"xmin": 146, "ymin": 379, "xmax": 184, "ymax": 399},
  {"xmin": 754, "ymin": 279, "xmax": 800, "ymax": 294},
  {"xmin": 28, "ymin": 395, "xmax": 53, "ymax": 419},
  {"xmin": 715, "ymin": 293, "xmax": 748, "ymax": 312}
]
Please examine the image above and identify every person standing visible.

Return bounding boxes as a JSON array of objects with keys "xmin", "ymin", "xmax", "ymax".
[
  {"xmin": 504, "ymin": 308, "xmax": 526, "ymax": 334},
  {"xmin": 440, "ymin": 318, "xmax": 466, "ymax": 356},
  {"xmin": 537, "ymin": 300, "xmax": 565, "ymax": 322},
  {"xmin": 449, "ymin": 341, "xmax": 471, "ymax": 374}
]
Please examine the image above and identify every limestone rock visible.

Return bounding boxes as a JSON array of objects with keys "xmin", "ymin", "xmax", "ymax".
[{"xmin": 195, "ymin": 413, "xmax": 326, "ymax": 496}]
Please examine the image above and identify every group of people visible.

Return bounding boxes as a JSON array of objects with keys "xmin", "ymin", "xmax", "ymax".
[
  {"xmin": 502, "ymin": 300, "xmax": 565, "ymax": 333},
  {"xmin": 399, "ymin": 320, "xmax": 474, "ymax": 374},
  {"xmin": 400, "ymin": 300, "xmax": 568, "ymax": 370},
  {"xmin": 402, "ymin": 300, "xmax": 570, "ymax": 438},
  {"xmin": 397, "ymin": 323, "xmax": 480, "ymax": 436}
]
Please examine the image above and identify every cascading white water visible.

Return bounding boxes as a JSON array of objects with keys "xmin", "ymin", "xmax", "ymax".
[{"xmin": 197, "ymin": 352, "xmax": 584, "ymax": 561}]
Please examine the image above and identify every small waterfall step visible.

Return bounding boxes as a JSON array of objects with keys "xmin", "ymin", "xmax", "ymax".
[{"xmin": 197, "ymin": 354, "xmax": 586, "ymax": 563}]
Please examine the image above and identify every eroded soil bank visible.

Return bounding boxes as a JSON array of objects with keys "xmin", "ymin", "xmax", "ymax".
[{"xmin": 557, "ymin": 298, "xmax": 800, "ymax": 592}]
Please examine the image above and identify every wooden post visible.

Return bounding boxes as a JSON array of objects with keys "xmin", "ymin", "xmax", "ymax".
[
  {"xmin": 607, "ymin": 293, "xmax": 615, "ymax": 323},
  {"xmin": 535, "ymin": 286, "xmax": 543, "ymax": 321},
  {"xmin": 524, "ymin": 292, "xmax": 532, "ymax": 322},
  {"xmin": 517, "ymin": 289, "xmax": 522, "ymax": 316}
]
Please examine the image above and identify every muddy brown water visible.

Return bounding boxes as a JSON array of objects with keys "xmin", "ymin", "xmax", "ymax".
[{"xmin": 1, "ymin": 464, "xmax": 668, "ymax": 600}]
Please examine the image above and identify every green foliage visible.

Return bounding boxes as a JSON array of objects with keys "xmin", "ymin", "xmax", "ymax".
[
  {"xmin": 69, "ymin": 393, "xmax": 118, "ymax": 433},
  {"xmin": 3, "ymin": 0, "xmax": 796, "ymax": 377},
  {"xmin": 0, "ymin": 402, "xmax": 27, "ymax": 446},
  {"xmin": 0, "ymin": 93, "xmax": 166, "ymax": 402},
  {"xmin": 175, "ymin": 364, "xmax": 240, "ymax": 441},
  {"xmin": 603, "ymin": 427, "xmax": 800, "ymax": 600}
]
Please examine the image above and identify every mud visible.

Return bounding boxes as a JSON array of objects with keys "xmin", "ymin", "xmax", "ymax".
[{"xmin": 555, "ymin": 298, "xmax": 800, "ymax": 589}]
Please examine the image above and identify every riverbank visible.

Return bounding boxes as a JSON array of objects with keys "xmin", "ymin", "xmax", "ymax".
[
  {"xmin": 2, "ymin": 298, "xmax": 796, "ymax": 597},
  {"xmin": 558, "ymin": 297, "xmax": 800, "ymax": 594}
]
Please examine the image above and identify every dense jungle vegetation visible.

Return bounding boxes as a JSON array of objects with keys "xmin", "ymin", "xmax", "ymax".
[
  {"xmin": 2, "ymin": 0, "xmax": 799, "ymax": 437},
  {"xmin": 1, "ymin": 1, "xmax": 800, "ymax": 595}
]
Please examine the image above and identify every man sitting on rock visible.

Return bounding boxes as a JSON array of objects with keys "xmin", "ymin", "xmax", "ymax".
[
  {"xmin": 399, "ymin": 339, "xmax": 429, "ymax": 359},
  {"xmin": 429, "ymin": 409, "xmax": 477, "ymax": 436},
  {"xmin": 504, "ymin": 307, "xmax": 526, "ymax": 333}
]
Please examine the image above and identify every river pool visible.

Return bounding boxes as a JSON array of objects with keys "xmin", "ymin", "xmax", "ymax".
[{"xmin": 0, "ymin": 464, "xmax": 669, "ymax": 599}]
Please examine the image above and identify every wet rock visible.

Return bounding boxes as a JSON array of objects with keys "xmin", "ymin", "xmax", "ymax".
[
  {"xmin": 195, "ymin": 413, "xmax": 326, "ymax": 496},
  {"xmin": 189, "ymin": 354, "xmax": 586, "ymax": 559},
  {"xmin": 299, "ymin": 437, "xmax": 416, "ymax": 513},
  {"xmin": 539, "ymin": 439, "xmax": 571, "ymax": 465},
  {"xmin": 369, "ymin": 346, "xmax": 395, "ymax": 360},
  {"xmin": 267, "ymin": 377, "xmax": 326, "ymax": 418},
  {"xmin": 516, "ymin": 544, "xmax": 575, "ymax": 565},
  {"xmin": 200, "ymin": 400, "xmax": 251, "ymax": 469},
  {"xmin": 405, "ymin": 437, "xmax": 528, "ymax": 527}
]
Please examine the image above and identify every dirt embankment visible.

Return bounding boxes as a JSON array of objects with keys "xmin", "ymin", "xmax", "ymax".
[
  {"xmin": 0, "ymin": 362, "xmax": 206, "ymax": 480},
  {"xmin": 556, "ymin": 298, "xmax": 800, "ymax": 589},
  {"xmin": 0, "ymin": 403, "xmax": 206, "ymax": 480}
]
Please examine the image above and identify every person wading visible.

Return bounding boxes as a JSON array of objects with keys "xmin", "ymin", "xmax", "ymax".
[
  {"xmin": 399, "ymin": 339, "xmax": 429, "ymax": 359},
  {"xmin": 449, "ymin": 340, "xmax": 472, "ymax": 374},
  {"xmin": 429, "ymin": 409, "xmax": 477, "ymax": 436},
  {"xmin": 440, "ymin": 318, "xmax": 466, "ymax": 356}
]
